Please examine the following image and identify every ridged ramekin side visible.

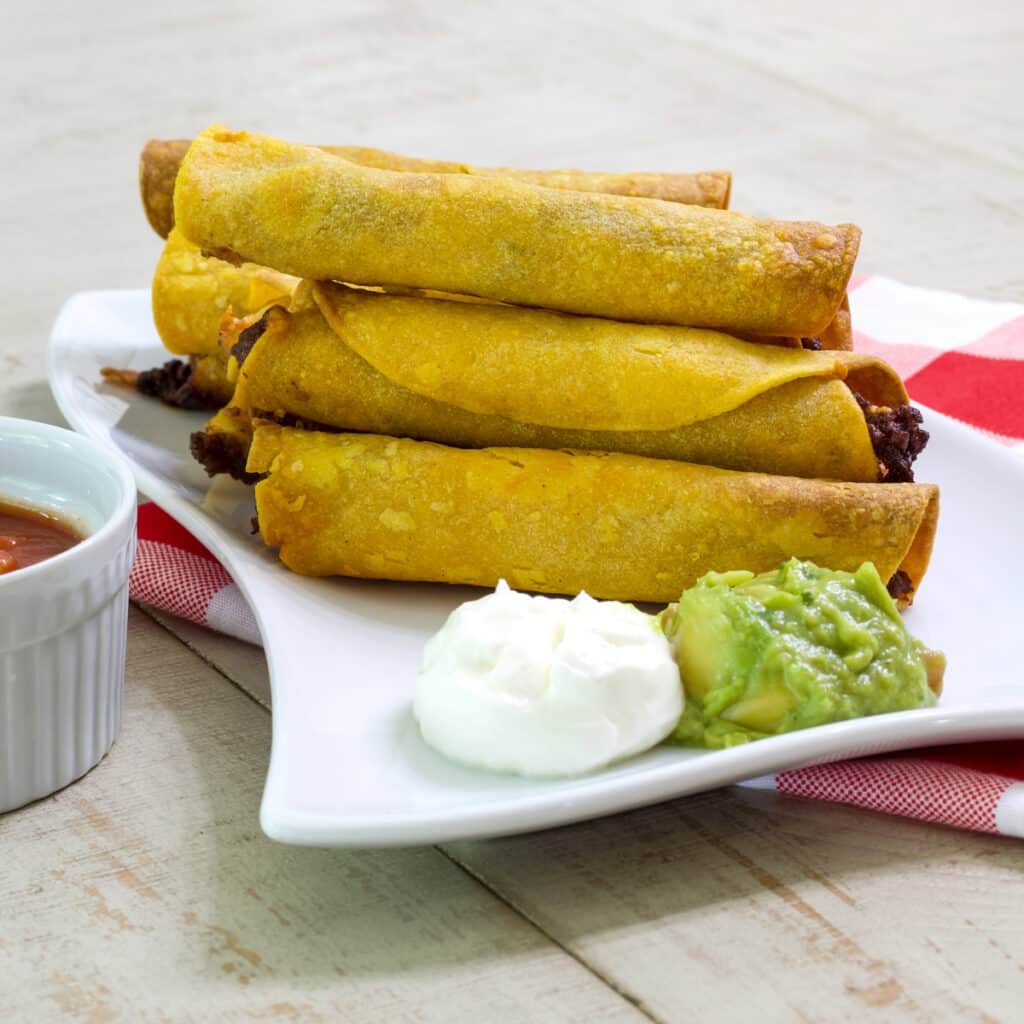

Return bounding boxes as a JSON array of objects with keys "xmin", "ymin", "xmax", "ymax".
[{"xmin": 0, "ymin": 537, "xmax": 133, "ymax": 813}]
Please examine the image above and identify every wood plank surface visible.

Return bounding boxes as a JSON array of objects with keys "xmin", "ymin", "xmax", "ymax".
[
  {"xmin": 447, "ymin": 793, "xmax": 1024, "ymax": 1023},
  {"xmin": 0, "ymin": 612, "xmax": 647, "ymax": 1023},
  {"xmin": 2, "ymin": 1, "xmax": 1022, "ymax": 1021}
]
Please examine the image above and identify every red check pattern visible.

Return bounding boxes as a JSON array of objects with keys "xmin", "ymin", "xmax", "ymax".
[
  {"xmin": 849, "ymin": 275, "xmax": 1024, "ymax": 446},
  {"xmin": 129, "ymin": 275, "xmax": 1024, "ymax": 837},
  {"xmin": 130, "ymin": 502, "xmax": 261, "ymax": 645},
  {"xmin": 774, "ymin": 746, "xmax": 1024, "ymax": 835}
]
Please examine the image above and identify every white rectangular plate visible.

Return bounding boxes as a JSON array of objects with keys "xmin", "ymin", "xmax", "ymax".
[{"xmin": 49, "ymin": 290, "xmax": 1024, "ymax": 846}]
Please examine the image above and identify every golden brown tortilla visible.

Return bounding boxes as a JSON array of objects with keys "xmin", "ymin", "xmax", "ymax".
[
  {"xmin": 198, "ymin": 282, "xmax": 900, "ymax": 482},
  {"xmin": 152, "ymin": 227, "xmax": 854, "ymax": 361},
  {"xmin": 152, "ymin": 228, "xmax": 296, "ymax": 357},
  {"xmin": 174, "ymin": 126, "xmax": 859, "ymax": 336},
  {"xmin": 140, "ymin": 137, "xmax": 731, "ymax": 239},
  {"xmin": 247, "ymin": 426, "xmax": 939, "ymax": 604}
]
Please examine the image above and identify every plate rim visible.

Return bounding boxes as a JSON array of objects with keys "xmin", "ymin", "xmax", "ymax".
[{"xmin": 49, "ymin": 288, "xmax": 1024, "ymax": 846}]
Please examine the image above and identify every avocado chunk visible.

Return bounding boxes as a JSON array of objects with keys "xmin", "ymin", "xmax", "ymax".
[{"xmin": 662, "ymin": 559, "xmax": 942, "ymax": 748}]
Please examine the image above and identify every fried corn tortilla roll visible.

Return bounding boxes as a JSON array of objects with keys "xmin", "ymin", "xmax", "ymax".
[
  {"xmin": 175, "ymin": 126, "xmax": 859, "ymax": 336},
  {"xmin": 155, "ymin": 228, "xmax": 854, "ymax": 353},
  {"xmin": 742, "ymin": 294, "xmax": 852, "ymax": 351},
  {"xmin": 151, "ymin": 230, "xmax": 491, "ymax": 361},
  {"xmin": 141, "ymin": 137, "xmax": 731, "ymax": 239},
  {"xmin": 133, "ymin": 229, "xmax": 294, "ymax": 409},
  {"xmin": 140, "ymin": 139, "xmax": 191, "ymax": 238},
  {"xmin": 153, "ymin": 228, "xmax": 297, "ymax": 357},
  {"xmin": 247, "ymin": 426, "xmax": 939, "ymax": 605},
  {"xmin": 192, "ymin": 282, "xmax": 922, "ymax": 484},
  {"xmin": 189, "ymin": 352, "xmax": 235, "ymax": 405},
  {"xmin": 819, "ymin": 294, "xmax": 853, "ymax": 350}
]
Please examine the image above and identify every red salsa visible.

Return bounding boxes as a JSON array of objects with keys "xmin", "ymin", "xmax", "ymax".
[{"xmin": 0, "ymin": 501, "xmax": 82, "ymax": 575}]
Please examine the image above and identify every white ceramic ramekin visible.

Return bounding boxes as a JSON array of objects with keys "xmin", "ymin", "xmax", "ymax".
[{"xmin": 0, "ymin": 417, "xmax": 136, "ymax": 813}]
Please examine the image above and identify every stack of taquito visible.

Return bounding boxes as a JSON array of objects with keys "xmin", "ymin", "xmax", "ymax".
[{"xmin": 134, "ymin": 125, "xmax": 937, "ymax": 605}]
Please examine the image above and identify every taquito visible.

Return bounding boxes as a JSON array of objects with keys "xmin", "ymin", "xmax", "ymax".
[
  {"xmin": 152, "ymin": 229, "xmax": 852, "ymax": 360},
  {"xmin": 818, "ymin": 294, "xmax": 852, "ymax": 351},
  {"xmin": 175, "ymin": 126, "xmax": 859, "ymax": 336},
  {"xmin": 153, "ymin": 227, "xmax": 296, "ymax": 358},
  {"xmin": 193, "ymin": 282, "xmax": 915, "ymax": 484},
  {"xmin": 187, "ymin": 352, "xmax": 235, "ymax": 405},
  {"xmin": 247, "ymin": 426, "xmax": 939, "ymax": 605},
  {"xmin": 141, "ymin": 138, "xmax": 731, "ymax": 239}
]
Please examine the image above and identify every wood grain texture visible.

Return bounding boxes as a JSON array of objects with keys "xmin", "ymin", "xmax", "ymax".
[
  {"xmin": 447, "ymin": 792, "xmax": 1024, "ymax": 1023},
  {"xmin": 145, "ymin": 607, "xmax": 271, "ymax": 709},
  {"xmin": 0, "ymin": 611, "xmax": 647, "ymax": 1023},
  {"xmin": 2, "ymin": 1, "xmax": 1023, "ymax": 1020}
]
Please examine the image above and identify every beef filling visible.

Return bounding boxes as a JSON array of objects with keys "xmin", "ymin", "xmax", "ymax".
[
  {"xmin": 800, "ymin": 336, "xmax": 823, "ymax": 350},
  {"xmin": 230, "ymin": 309, "xmax": 272, "ymax": 367},
  {"xmin": 189, "ymin": 430, "xmax": 258, "ymax": 483},
  {"xmin": 853, "ymin": 392, "xmax": 929, "ymax": 483},
  {"xmin": 190, "ymin": 410, "xmax": 341, "ymax": 484},
  {"xmin": 886, "ymin": 569, "xmax": 915, "ymax": 605},
  {"xmin": 137, "ymin": 359, "xmax": 222, "ymax": 411}
]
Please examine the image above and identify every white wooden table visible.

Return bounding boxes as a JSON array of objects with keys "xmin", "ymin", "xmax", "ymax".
[{"xmin": 2, "ymin": 4, "xmax": 1022, "ymax": 1020}]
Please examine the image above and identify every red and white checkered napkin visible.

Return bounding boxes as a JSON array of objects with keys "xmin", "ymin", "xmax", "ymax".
[
  {"xmin": 743, "ymin": 746, "xmax": 1024, "ymax": 838},
  {"xmin": 131, "ymin": 502, "xmax": 262, "ymax": 646},
  {"xmin": 848, "ymin": 274, "xmax": 1024, "ymax": 447},
  {"xmin": 130, "ymin": 275, "xmax": 1024, "ymax": 838}
]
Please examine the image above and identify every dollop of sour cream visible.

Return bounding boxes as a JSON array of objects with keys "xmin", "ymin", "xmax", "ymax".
[{"xmin": 413, "ymin": 581, "xmax": 683, "ymax": 777}]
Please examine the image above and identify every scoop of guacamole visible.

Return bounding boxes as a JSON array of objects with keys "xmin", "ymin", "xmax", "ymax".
[{"xmin": 662, "ymin": 559, "xmax": 943, "ymax": 748}]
